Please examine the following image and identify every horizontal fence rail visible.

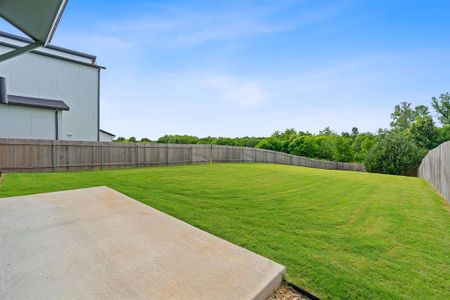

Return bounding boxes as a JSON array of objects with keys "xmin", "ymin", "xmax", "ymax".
[
  {"xmin": 418, "ymin": 141, "xmax": 450, "ymax": 202},
  {"xmin": 0, "ymin": 138, "xmax": 365, "ymax": 173}
]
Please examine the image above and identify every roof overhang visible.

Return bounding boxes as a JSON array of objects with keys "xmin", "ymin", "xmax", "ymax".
[
  {"xmin": 100, "ymin": 130, "xmax": 116, "ymax": 137},
  {"xmin": 7, "ymin": 95, "xmax": 70, "ymax": 111},
  {"xmin": 0, "ymin": 0, "xmax": 68, "ymax": 45},
  {"xmin": 0, "ymin": 0, "xmax": 68, "ymax": 63}
]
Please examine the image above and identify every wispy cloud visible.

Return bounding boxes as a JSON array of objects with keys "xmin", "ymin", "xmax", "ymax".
[
  {"xmin": 56, "ymin": 1, "xmax": 351, "ymax": 52},
  {"xmin": 199, "ymin": 74, "xmax": 268, "ymax": 108},
  {"xmin": 89, "ymin": 11, "xmax": 288, "ymax": 49}
]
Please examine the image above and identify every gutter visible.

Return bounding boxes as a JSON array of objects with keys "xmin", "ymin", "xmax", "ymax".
[
  {"xmin": 0, "ymin": 40, "xmax": 105, "ymax": 69},
  {"xmin": 97, "ymin": 68, "xmax": 101, "ymax": 142},
  {"xmin": 55, "ymin": 109, "xmax": 59, "ymax": 140}
]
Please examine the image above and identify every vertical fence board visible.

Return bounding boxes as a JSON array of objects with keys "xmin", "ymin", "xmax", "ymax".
[{"xmin": 418, "ymin": 141, "xmax": 450, "ymax": 201}]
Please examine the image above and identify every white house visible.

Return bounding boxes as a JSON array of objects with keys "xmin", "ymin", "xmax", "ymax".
[
  {"xmin": 0, "ymin": 31, "xmax": 113, "ymax": 141},
  {"xmin": 99, "ymin": 129, "xmax": 116, "ymax": 142}
]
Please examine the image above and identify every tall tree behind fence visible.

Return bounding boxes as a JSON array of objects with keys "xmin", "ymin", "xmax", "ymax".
[
  {"xmin": 418, "ymin": 141, "xmax": 450, "ymax": 202},
  {"xmin": 0, "ymin": 138, "xmax": 365, "ymax": 173}
]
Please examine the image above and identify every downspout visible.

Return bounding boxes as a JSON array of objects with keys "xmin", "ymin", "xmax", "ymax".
[
  {"xmin": 0, "ymin": 76, "xmax": 7, "ymax": 104},
  {"xmin": 55, "ymin": 109, "xmax": 59, "ymax": 140},
  {"xmin": 97, "ymin": 68, "xmax": 100, "ymax": 141}
]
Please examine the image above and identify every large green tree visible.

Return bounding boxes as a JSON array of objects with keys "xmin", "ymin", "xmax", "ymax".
[
  {"xmin": 352, "ymin": 133, "xmax": 378, "ymax": 162},
  {"xmin": 256, "ymin": 137, "xmax": 282, "ymax": 152},
  {"xmin": 437, "ymin": 125, "xmax": 450, "ymax": 144},
  {"xmin": 390, "ymin": 102, "xmax": 416, "ymax": 132},
  {"xmin": 408, "ymin": 106, "xmax": 438, "ymax": 149},
  {"xmin": 431, "ymin": 93, "xmax": 450, "ymax": 125},
  {"xmin": 315, "ymin": 136, "xmax": 334, "ymax": 160},
  {"xmin": 319, "ymin": 126, "xmax": 335, "ymax": 136},
  {"xmin": 288, "ymin": 136, "xmax": 318, "ymax": 157},
  {"xmin": 332, "ymin": 136, "xmax": 354, "ymax": 162}
]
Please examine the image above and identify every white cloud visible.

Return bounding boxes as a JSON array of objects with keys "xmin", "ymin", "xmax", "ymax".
[
  {"xmin": 57, "ymin": 9, "xmax": 284, "ymax": 52},
  {"xmin": 53, "ymin": 1, "xmax": 351, "ymax": 52},
  {"xmin": 200, "ymin": 75, "xmax": 267, "ymax": 108}
]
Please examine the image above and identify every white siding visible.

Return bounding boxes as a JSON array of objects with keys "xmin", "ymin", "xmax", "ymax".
[
  {"xmin": 0, "ymin": 105, "xmax": 56, "ymax": 140},
  {"xmin": 0, "ymin": 42, "xmax": 100, "ymax": 141},
  {"xmin": 99, "ymin": 131, "xmax": 115, "ymax": 142}
]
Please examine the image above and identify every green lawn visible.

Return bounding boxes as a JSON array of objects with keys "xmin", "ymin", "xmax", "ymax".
[{"xmin": 1, "ymin": 163, "xmax": 449, "ymax": 299}]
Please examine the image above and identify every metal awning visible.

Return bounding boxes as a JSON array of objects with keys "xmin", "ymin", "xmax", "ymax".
[
  {"xmin": 0, "ymin": 0, "xmax": 68, "ymax": 62},
  {"xmin": 7, "ymin": 95, "xmax": 70, "ymax": 111}
]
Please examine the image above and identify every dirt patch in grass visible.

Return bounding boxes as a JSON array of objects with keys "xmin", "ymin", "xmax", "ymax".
[{"xmin": 268, "ymin": 282, "xmax": 306, "ymax": 300}]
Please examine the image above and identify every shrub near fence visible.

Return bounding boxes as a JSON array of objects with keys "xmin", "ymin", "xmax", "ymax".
[
  {"xmin": 0, "ymin": 138, "xmax": 365, "ymax": 173},
  {"xmin": 418, "ymin": 141, "xmax": 450, "ymax": 202}
]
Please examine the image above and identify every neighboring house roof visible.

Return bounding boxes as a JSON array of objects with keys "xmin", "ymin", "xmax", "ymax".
[
  {"xmin": 100, "ymin": 129, "xmax": 116, "ymax": 137},
  {"xmin": 6, "ymin": 95, "xmax": 69, "ymax": 111}
]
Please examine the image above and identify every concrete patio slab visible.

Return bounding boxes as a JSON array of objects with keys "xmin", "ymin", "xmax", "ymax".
[{"xmin": 0, "ymin": 187, "xmax": 285, "ymax": 300}]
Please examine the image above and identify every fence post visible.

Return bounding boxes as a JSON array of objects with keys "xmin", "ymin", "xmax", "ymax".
[
  {"xmin": 136, "ymin": 144, "xmax": 139, "ymax": 168},
  {"xmin": 210, "ymin": 144, "xmax": 213, "ymax": 164},
  {"xmin": 100, "ymin": 143, "xmax": 104, "ymax": 169},
  {"xmin": 143, "ymin": 144, "xmax": 146, "ymax": 166},
  {"xmin": 166, "ymin": 144, "xmax": 169, "ymax": 165},
  {"xmin": 52, "ymin": 140, "xmax": 56, "ymax": 172},
  {"xmin": 91, "ymin": 144, "xmax": 95, "ymax": 170}
]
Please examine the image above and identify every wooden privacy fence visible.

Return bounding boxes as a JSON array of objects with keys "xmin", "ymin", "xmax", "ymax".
[
  {"xmin": 418, "ymin": 141, "xmax": 450, "ymax": 202},
  {"xmin": 0, "ymin": 138, "xmax": 365, "ymax": 173}
]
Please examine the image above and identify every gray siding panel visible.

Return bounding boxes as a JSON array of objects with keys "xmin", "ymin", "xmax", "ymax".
[{"xmin": 0, "ymin": 107, "xmax": 55, "ymax": 140}]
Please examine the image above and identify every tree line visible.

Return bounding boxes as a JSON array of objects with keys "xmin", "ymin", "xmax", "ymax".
[
  {"xmin": 115, "ymin": 93, "xmax": 450, "ymax": 175},
  {"xmin": 115, "ymin": 135, "xmax": 263, "ymax": 148}
]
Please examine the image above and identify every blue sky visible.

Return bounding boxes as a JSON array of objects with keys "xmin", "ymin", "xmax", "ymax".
[{"xmin": 2, "ymin": 0, "xmax": 450, "ymax": 138}]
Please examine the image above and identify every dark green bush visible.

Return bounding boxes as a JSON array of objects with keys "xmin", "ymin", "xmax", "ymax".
[
  {"xmin": 364, "ymin": 134, "xmax": 423, "ymax": 175},
  {"xmin": 288, "ymin": 136, "xmax": 318, "ymax": 157}
]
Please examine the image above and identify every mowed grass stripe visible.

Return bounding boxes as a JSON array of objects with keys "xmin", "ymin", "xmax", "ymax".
[{"xmin": 0, "ymin": 163, "xmax": 448, "ymax": 299}]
